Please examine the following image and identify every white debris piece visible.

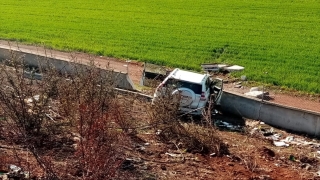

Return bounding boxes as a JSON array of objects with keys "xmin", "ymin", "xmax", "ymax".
[
  {"xmin": 250, "ymin": 87, "xmax": 259, "ymax": 92},
  {"xmin": 224, "ymin": 65, "xmax": 244, "ymax": 72},
  {"xmin": 201, "ymin": 64, "xmax": 228, "ymax": 72},
  {"xmin": 25, "ymin": 95, "xmax": 40, "ymax": 104},
  {"xmin": 216, "ymin": 120, "xmax": 242, "ymax": 131},
  {"xmin": 274, "ymin": 141, "xmax": 289, "ymax": 147},
  {"xmin": 281, "ymin": 136, "xmax": 294, "ymax": 143},
  {"xmin": 269, "ymin": 134, "xmax": 281, "ymax": 141},
  {"xmin": 244, "ymin": 91, "xmax": 269, "ymax": 98},
  {"xmin": 9, "ymin": 164, "xmax": 21, "ymax": 173}
]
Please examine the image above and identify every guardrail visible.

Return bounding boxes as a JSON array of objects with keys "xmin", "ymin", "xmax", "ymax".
[
  {"xmin": 220, "ymin": 90, "xmax": 320, "ymax": 137},
  {"xmin": 0, "ymin": 46, "xmax": 135, "ymax": 90}
]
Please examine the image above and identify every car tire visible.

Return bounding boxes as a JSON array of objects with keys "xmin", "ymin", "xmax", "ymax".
[{"xmin": 172, "ymin": 88, "xmax": 195, "ymax": 107}]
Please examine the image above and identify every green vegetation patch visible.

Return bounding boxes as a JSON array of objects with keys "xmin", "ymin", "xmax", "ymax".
[{"xmin": 0, "ymin": 0, "xmax": 319, "ymax": 93}]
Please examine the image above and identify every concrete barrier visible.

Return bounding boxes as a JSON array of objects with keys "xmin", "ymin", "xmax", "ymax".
[
  {"xmin": 0, "ymin": 47, "xmax": 135, "ymax": 90},
  {"xmin": 220, "ymin": 90, "xmax": 320, "ymax": 136}
]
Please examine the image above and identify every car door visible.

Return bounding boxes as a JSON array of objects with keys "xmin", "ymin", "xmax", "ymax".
[{"xmin": 210, "ymin": 78, "xmax": 223, "ymax": 105}]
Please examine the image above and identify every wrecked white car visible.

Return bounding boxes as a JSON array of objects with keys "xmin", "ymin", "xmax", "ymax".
[{"xmin": 152, "ymin": 68, "xmax": 223, "ymax": 115}]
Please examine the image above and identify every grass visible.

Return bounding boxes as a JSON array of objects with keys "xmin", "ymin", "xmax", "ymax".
[{"xmin": 0, "ymin": 0, "xmax": 319, "ymax": 93}]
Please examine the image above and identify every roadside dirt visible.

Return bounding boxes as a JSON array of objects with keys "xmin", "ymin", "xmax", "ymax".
[
  {"xmin": 0, "ymin": 40, "xmax": 319, "ymax": 113},
  {"xmin": 1, "ymin": 98, "xmax": 320, "ymax": 179}
]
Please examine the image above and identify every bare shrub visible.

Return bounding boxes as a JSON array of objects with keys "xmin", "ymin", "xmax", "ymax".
[
  {"xmin": 0, "ymin": 56, "xmax": 60, "ymax": 138},
  {"xmin": 57, "ymin": 60, "xmax": 129, "ymax": 179},
  {"xmin": 148, "ymin": 88, "xmax": 228, "ymax": 155},
  {"xmin": 240, "ymin": 154, "xmax": 259, "ymax": 172},
  {"xmin": 183, "ymin": 123, "xmax": 228, "ymax": 155},
  {"xmin": 0, "ymin": 53, "xmax": 63, "ymax": 179},
  {"xmin": 0, "ymin": 52, "xmax": 131, "ymax": 179}
]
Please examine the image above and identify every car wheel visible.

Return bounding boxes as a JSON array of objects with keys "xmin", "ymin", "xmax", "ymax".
[{"xmin": 172, "ymin": 88, "xmax": 195, "ymax": 107}]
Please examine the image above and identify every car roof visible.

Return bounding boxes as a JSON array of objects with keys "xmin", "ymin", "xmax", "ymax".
[{"xmin": 169, "ymin": 68, "xmax": 207, "ymax": 84}]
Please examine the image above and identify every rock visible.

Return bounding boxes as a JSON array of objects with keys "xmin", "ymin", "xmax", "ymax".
[
  {"xmin": 160, "ymin": 165, "xmax": 166, "ymax": 170},
  {"xmin": 261, "ymin": 147, "xmax": 275, "ymax": 157},
  {"xmin": 301, "ymin": 163, "xmax": 312, "ymax": 170},
  {"xmin": 234, "ymin": 85, "xmax": 242, "ymax": 88}
]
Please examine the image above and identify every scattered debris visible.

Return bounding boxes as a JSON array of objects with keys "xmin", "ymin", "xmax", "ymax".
[
  {"xmin": 224, "ymin": 65, "xmax": 245, "ymax": 72},
  {"xmin": 25, "ymin": 94, "xmax": 41, "ymax": 104},
  {"xmin": 273, "ymin": 141, "xmax": 289, "ymax": 147},
  {"xmin": 215, "ymin": 120, "xmax": 243, "ymax": 131},
  {"xmin": 268, "ymin": 134, "xmax": 281, "ymax": 141},
  {"xmin": 244, "ymin": 91, "xmax": 269, "ymax": 99},
  {"xmin": 282, "ymin": 136, "xmax": 294, "ymax": 143},
  {"xmin": 201, "ymin": 64, "xmax": 228, "ymax": 72},
  {"xmin": 0, "ymin": 164, "xmax": 29, "ymax": 180},
  {"xmin": 247, "ymin": 120, "xmax": 320, "ymax": 149},
  {"xmin": 9, "ymin": 164, "xmax": 21, "ymax": 173},
  {"xmin": 201, "ymin": 63, "xmax": 244, "ymax": 72}
]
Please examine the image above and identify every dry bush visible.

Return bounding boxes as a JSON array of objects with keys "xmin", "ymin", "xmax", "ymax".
[
  {"xmin": 183, "ymin": 123, "xmax": 229, "ymax": 155},
  {"xmin": 0, "ymin": 53, "xmax": 62, "ymax": 179},
  {"xmin": 239, "ymin": 154, "xmax": 259, "ymax": 172},
  {"xmin": 0, "ymin": 55, "xmax": 61, "ymax": 138},
  {"xmin": 57, "ymin": 60, "xmax": 130, "ymax": 180},
  {"xmin": 148, "ymin": 88, "xmax": 228, "ymax": 155},
  {"xmin": 0, "ymin": 52, "xmax": 133, "ymax": 179}
]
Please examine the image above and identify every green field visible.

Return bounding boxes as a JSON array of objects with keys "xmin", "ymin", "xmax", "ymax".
[{"xmin": 0, "ymin": 0, "xmax": 319, "ymax": 93}]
